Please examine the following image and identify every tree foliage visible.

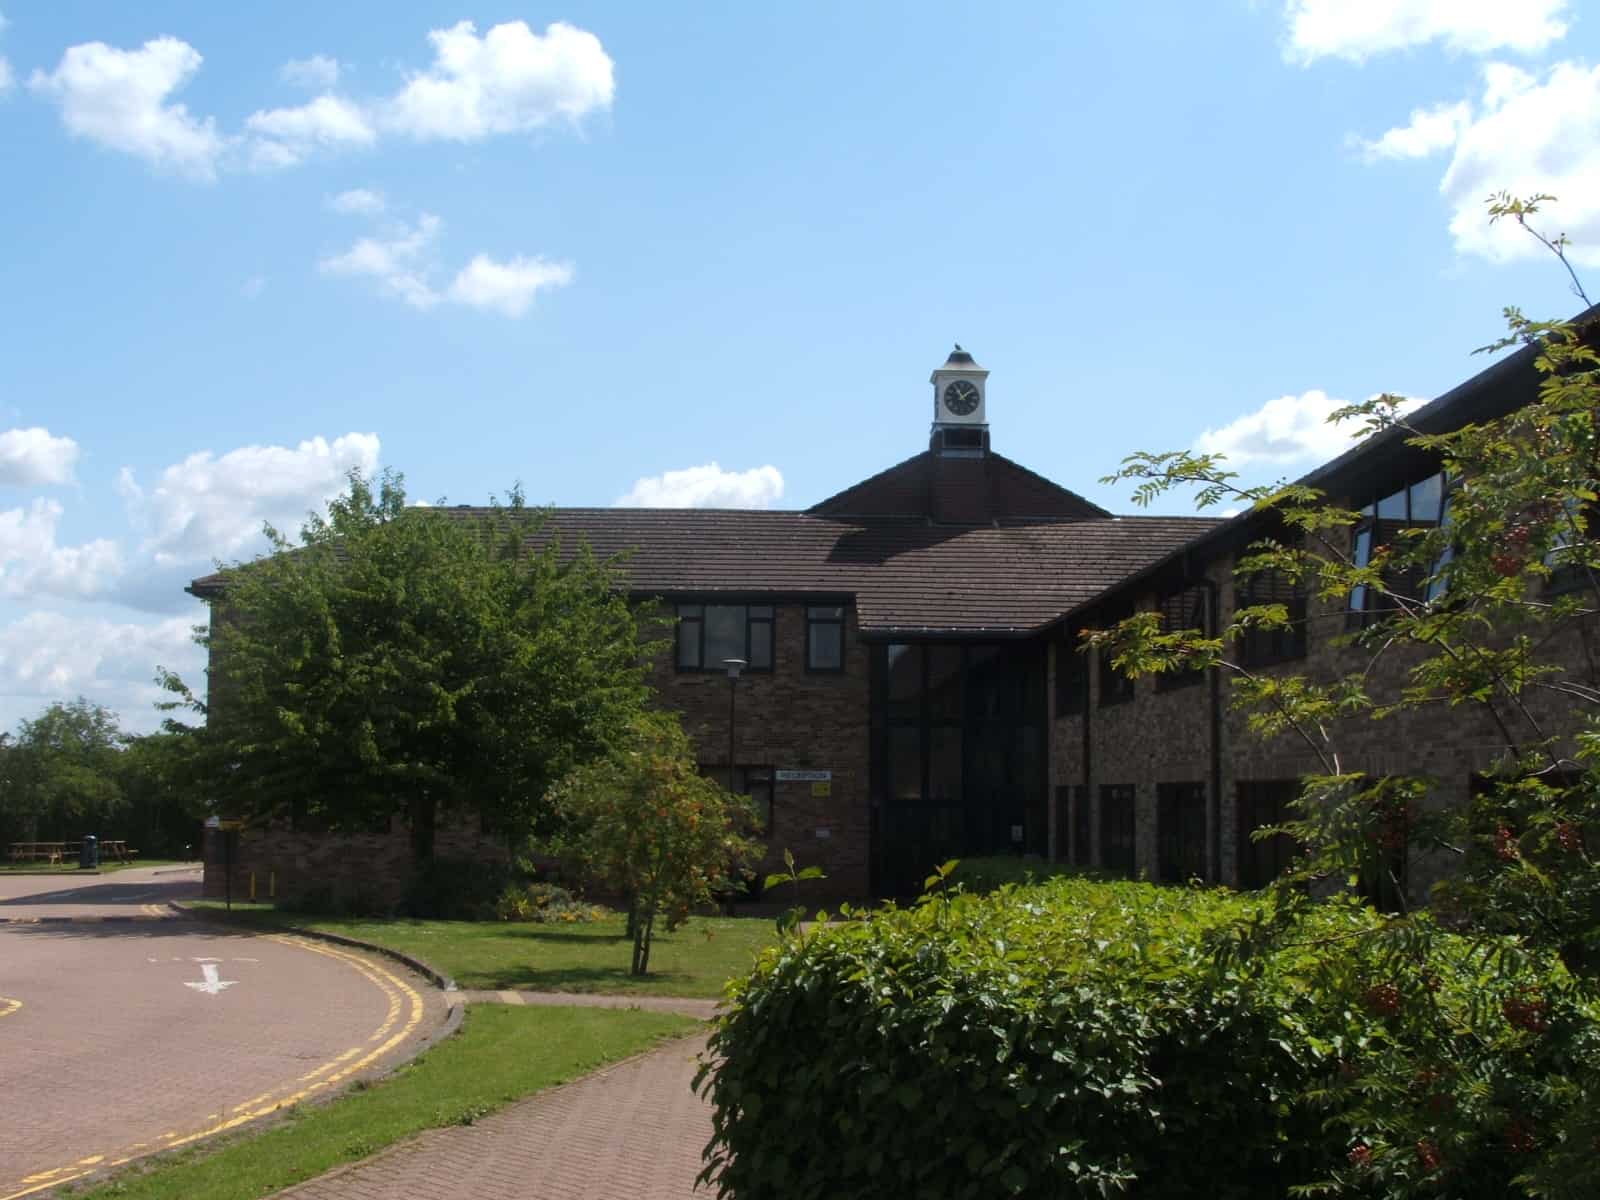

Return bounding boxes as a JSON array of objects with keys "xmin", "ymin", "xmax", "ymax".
[
  {"xmin": 174, "ymin": 468, "xmax": 657, "ymax": 859},
  {"xmin": 550, "ymin": 713, "xmax": 762, "ymax": 975},
  {"xmin": 3, "ymin": 697, "xmax": 126, "ymax": 842},
  {"xmin": 1082, "ymin": 196, "xmax": 1600, "ymax": 1196}
]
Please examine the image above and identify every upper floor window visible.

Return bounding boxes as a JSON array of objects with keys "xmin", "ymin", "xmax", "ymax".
[
  {"xmin": 806, "ymin": 605, "xmax": 846, "ymax": 672},
  {"xmin": 676, "ymin": 603, "xmax": 773, "ymax": 672},
  {"xmin": 1236, "ymin": 565, "xmax": 1307, "ymax": 668},
  {"xmin": 1349, "ymin": 472, "xmax": 1449, "ymax": 621},
  {"xmin": 1096, "ymin": 604, "xmax": 1136, "ymax": 708},
  {"xmin": 1056, "ymin": 636, "xmax": 1089, "ymax": 716},
  {"xmin": 1545, "ymin": 498, "xmax": 1594, "ymax": 594},
  {"xmin": 1154, "ymin": 584, "xmax": 1207, "ymax": 692}
]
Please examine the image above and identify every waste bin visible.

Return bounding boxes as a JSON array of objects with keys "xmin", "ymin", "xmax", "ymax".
[{"xmin": 79, "ymin": 834, "xmax": 98, "ymax": 870}]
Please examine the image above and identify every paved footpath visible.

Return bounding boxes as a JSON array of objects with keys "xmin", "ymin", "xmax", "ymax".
[{"xmin": 275, "ymin": 1023, "xmax": 716, "ymax": 1200}]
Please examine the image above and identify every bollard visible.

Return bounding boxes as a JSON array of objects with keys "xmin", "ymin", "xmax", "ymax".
[
  {"xmin": 249, "ymin": 871, "xmax": 257, "ymax": 902},
  {"xmin": 269, "ymin": 871, "xmax": 276, "ymax": 900}
]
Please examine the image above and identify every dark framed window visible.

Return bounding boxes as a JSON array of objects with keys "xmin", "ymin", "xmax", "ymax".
[
  {"xmin": 676, "ymin": 603, "xmax": 773, "ymax": 672},
  {"xmin": 1545, "ymin": 499, "xmax": 1594, "ymax": 595},
  {"xmin": 1156, "ymin": 782, "xmax": 1206, "ymax": 882},
  {"xmin": 1054, "ymin": 784, "xmax": 1071, "ymax": 860},
  {"xmin": 1096, "ymin": 605, "xmax": 1136, "ymax": 708},
  {"xmin": 704, "ymin": 764, "xmax": 775, "ymax": 831},
  {"xmin": 1100, "ymin": 784, "xmax": 1136, "ymax": 877},
  {"xmin": 806, "ymin": 605, "xmax": 846, "ymax": 672},
  {"xmin": 1073, "ymin": 784, "xmax": 1092, "ymax": 867},
  {"xmin": 1154, "ymin": 584, "xmax": 1207, "ymax": 692},
  {"xmin": 1236, "ymin": 779, "xmax": 1299, "ymax": 890},
  {"xmin": 1055, "ymin": 636, "xmax": 1089, "ymax": 716},
  {"xmin": 1349, "ymin": 472, "xmax": 1449, "ymax": 623},
  {"xmin": 1236, "ymin": 566, "xmax": 1307, "ymax": 668}
]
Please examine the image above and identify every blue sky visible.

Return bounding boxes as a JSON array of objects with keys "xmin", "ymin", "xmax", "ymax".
[{"xmin": 1, "ymin": 1, "xmax": 1596, "ymax": 732}]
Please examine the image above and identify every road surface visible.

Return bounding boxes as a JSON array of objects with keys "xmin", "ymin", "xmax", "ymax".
[{"xmin": 0, "ymin": 866, "xmax": 446, "ymax": 1198}]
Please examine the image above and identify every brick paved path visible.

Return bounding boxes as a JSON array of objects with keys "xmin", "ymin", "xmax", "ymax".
[{"xmin": 275, "ymin": 1031, "xmax": 715, "ymax": 1200}]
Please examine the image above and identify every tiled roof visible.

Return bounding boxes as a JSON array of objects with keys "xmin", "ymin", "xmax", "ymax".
[{"xmin": 187, "ymin": 508, "xmax": 1215, "ymax": 636}]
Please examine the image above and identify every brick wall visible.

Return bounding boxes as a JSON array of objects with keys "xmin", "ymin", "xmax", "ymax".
[
  {"xmin": 645, "ymin": 602, "xmax": 873, "ymax": 900},
  {"xmin": 1049, "ymin": 524, "xmax": 1596, "ymax": 901}
]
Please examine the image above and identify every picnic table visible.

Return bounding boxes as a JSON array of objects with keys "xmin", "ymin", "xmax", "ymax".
[{"xmin": 7, "ymin": 840, "xmax": 137, "ymax": 865}]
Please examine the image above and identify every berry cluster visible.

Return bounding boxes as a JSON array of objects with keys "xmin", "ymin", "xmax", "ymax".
[
  {"xmin": 1363, "ymin": 982, "xmax": 1402, "ymax": 1017},
  {"xmin": 1494, "ymin": 825, "xmax": 1520, "ymax": 862},
  {"xmin": 1502, "ymin": 990, "xmax": 1551, "ymax": 1034}
]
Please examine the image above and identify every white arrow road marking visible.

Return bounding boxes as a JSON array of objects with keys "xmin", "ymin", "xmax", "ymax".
[
  {"xmin": 191, "ymin": 957, "xmax": 222, "ymax": 963},
  {"xmin": 184, "ymin": 963, "xmax": 237, "ymax": 996}
]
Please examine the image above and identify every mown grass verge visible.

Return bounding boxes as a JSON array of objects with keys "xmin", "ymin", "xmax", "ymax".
[
  {"xmin": 66, "ymin": 1004, "xmax": 698, "ymax": 1200},
  {"xmin": 186, "ymin": 901, "xmax": 779, "ymax": 998}
]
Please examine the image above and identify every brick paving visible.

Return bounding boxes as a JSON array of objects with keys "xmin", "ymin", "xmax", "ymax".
[
  {"xmin": 0, "ymin": 885, "xmax": 445, "ymax": 1199},
  {"xmin": 275, "ymin": 1031, "xmax": 715, "ymax": 1200}
]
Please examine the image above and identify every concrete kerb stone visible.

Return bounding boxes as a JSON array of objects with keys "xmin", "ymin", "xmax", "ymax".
[{"xmin": 170, "ymin": 901, "xmax": 459, "ymax": 992}]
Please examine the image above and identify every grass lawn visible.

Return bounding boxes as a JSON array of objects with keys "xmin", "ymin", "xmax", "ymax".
[
  {"xmin": 187, "ymin": 903, "xmax": 781, "ymax": 998},
  {"xmin": 67, "ymin": 1004, "xmax": 699, "ymax": 1200}
]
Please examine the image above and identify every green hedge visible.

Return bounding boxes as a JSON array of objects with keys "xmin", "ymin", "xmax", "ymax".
[{"xmin": 699, "ymin": 878, "xmax": 1575, "ymax": 1199}]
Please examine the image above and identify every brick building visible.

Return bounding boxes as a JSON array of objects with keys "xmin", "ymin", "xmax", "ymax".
[{"xmin": 192, "ymin": 333, "xmax": 1593, "ymax": 905}]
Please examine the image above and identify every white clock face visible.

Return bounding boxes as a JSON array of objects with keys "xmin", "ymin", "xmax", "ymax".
[{"xmin": 943, "ymin": 380, "xmax": 980, "ymax": 416}]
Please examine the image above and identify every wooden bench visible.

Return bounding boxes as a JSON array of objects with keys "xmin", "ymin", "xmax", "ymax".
[{"xmin": 7, "ymin": 840, "xmax": 139, "ymax": 865}]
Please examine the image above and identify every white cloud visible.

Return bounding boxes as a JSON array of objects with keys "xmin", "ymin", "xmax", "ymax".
[
  {"xmin": 1194, "ymin": 390, "xmax": 1424, "ymax": 467},
  {"xmin": 281, "ymin": 54, "xmax": 340, "ymax": 90},
  {"xmin": 616, "ymin": 463, "xmax": 786, "ymax": 509},
  {"xmin": 446, "ymin": 254, "xmax": 574, "ymax": 316},
  {"xmin": 28, "ymin": 36, "xmax": 225, "ymax": 179},
  {"xmin": 328, "ymin": 187, "xmax": 385, "ymax": 215},
  {"xmin": 0, "ymin": 610, "xmax": 202, "ymax": 734},
  {"xmin": 1285, "ymin": 0, "xmax": 1570, "ymax": 64},
  {"xmin": 0, "ymin": 10, "xmax": 11, "ymax": 94},
  {"xmin": 123, "ymin": 432, "xmax": 381, "ymax": 566},
  {"xmin": 1355, "ymin": 100, "xmax": 1470, "ymax": 161},
  {"xmin": 385, "ymin": 19, "xmax": 614, "ymax": 141},
  {"xmin": 0, "ymin": 498, "xmax": 122, "ymax": 598},
  {"xmin": 320, "ymin": 214, "xmax": 572, "ymax": 316},
  {"xmin": 0, "ymin": 428, "xmax": 80, "ymax": 486},
  {"xmin": 245, "ymin": 93, "xmax": 375, "ymax": 169},
  {"xmin": 319, "ymin": 214, "xmax": 443, "ymax": 309},
  {"xmin": 1437, "ymin": 62, "xmax": 1600, "ymax": 266}
]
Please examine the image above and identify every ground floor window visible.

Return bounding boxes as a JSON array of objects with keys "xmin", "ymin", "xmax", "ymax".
[
  {"xmin": 1072, "ymin": 785, "xmax": 1091, "ymax": 867},
  {"xmin": 702, "ymin": 764, "xmax": 774, "ymax": 831},
  {"xmin": 1236, "ymin": 779, "xmax": 1299, "ymax": 890},
  {"xmin": 1100, "ymin": 784, "xmax": 1136, "ymax": 878},
  {"xmin": 1156, "ymin": 782, "xmax": 1206, "ymax": 883}
]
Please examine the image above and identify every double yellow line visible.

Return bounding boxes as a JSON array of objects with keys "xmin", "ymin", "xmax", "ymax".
[
  {"xmin": 0, "ymin": 937, "xmax": 427, "ymax": 1200},
  {"xmin": 0, "ymin": 996, "xmax": 19, "ymax": 1019}
]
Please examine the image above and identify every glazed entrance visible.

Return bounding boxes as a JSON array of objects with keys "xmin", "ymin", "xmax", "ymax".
[{"xmin": 870, "ymin": 641, "xmax": 1047, "ymax": 896}]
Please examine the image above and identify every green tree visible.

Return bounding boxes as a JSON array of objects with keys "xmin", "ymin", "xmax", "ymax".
[
  {"xmin": 173, "ymin": 468, "xmax": 657, "ymax": 861},
  {"xmin": 1086, "ymin": 195, "xmax": 1599, "ymax": 1197},
  {"xmin": 5, "ymin": 698, "xmax": 127, "ymax": 842},
  {"xmin": 550, "ymin": 713, "xmax": 763, "ymax": 975}
]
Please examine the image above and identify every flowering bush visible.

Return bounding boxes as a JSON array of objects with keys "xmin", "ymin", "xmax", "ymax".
[{"xmin": 493, "ymin": 880, "xmax": 607, "ymax": 923}]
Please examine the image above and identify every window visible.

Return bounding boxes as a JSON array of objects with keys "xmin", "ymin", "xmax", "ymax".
[
  {"xmin": 703, "ymin": 764, "xmax": 775, "ymax": 831},
  {"xmin": 1100, "ymin": 784, "xmax": 1136, "ymax": 877},
  {"xmin": 676, "ymin": 603, "xmax": 773, "ymax": 671},
  {"xmin": 1349, "ymin": 472, "xmax": 1449, "ymax": 622},
  {"xmin": 1236, "ymin": 565, "xmax": 1307, "ymax": 668},
  {"xmin": 1545, "ymin": 498, "xmax": 1593, "ymax": 594},
  {"xmin": 1073, "ymin": 784, "xmax": 1092, "ymax": 867},
  {"xmin": 1154, "ymin": 584, "xmax": 1207, "ymax": 691},
  {"xmin": 1055, "ymin": 637, "xmax": 1088, "ymax": 716},
  {"xmin": 1236, "ymin": 780, "xmax": 1299, "ymax": 890},
  {"xmin": 806, "ymin": 605, "xmax": 846, "ymax": 672},
  {"xmin": 1097, "ymin": 605, "xmax": 1136, "ymax": 708},
  {"xmin": 1157, "ymin": 782, "xmax": 1206, "ymax": 882}
]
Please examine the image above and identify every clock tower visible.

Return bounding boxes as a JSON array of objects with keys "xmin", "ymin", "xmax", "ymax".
[{"xmin": 929, "ymin": 344, "xmax": 989, "ymax": 457}]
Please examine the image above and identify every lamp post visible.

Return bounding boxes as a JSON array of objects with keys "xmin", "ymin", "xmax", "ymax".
[{"xmin": 722, "ymin": 658, "xmax": 747, "ymax": 794}]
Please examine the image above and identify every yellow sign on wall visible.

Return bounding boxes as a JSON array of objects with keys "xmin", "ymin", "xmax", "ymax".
[{"xmin": 811, "ymin": 781, "xmax": 832, "ymax": 798}]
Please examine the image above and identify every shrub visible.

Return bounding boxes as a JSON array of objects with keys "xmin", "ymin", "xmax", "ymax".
[
  {"xmin": 699, "ymin": 877, "xmax": 1579, "ymax": 1200},
  {"xmin": 401, "ymin": 858, "xmax": 524, "ymax": 921},
  {"xmin": 493, "ymin": 880, "xmax": 607, "ymax": 923},
  {"xmin": 948, "ymin": 855, "xmax": 1107, "ymax": 894}
]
